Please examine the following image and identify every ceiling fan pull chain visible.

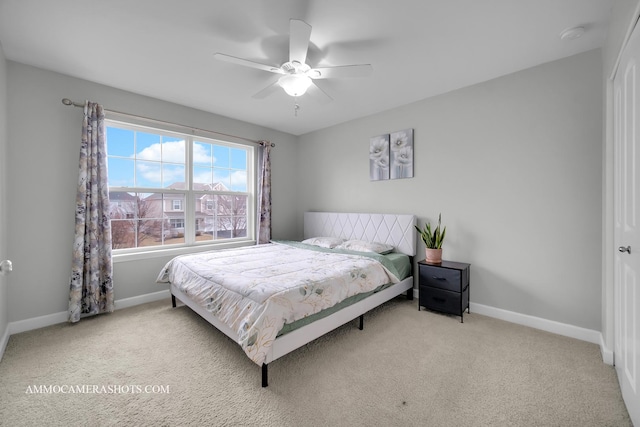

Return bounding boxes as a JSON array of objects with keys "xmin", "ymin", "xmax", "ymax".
[{"xmin": 294, "ymin": 99, "xmax": 300, "ymax": 117}]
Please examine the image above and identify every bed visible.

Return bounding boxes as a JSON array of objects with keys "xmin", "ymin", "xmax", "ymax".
[{"xmin": 157, "ymin": 212, "xmax": 416, "ymax": 386}]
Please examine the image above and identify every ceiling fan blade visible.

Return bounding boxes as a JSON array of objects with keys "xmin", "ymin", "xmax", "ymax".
[
  {"xmin": 309, "ymin": 64, "xmax": 373, "ymax": 79},
  {"xmin": 306, "ymin": 81, "xmax": 333, "ymax": 104},
  {"xmin": 251, "ymin": 81, "xmax": 281, "ymax": 99},
  {"xmin": 289, "ymin": 19, "xmax": 312, "ymax": 64},
  {"xmin": 214, "ymin": 53, "xmax": 284, "ymax": 74}
]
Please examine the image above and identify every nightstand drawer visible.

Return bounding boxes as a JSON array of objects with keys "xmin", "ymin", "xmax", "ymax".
[
  {"xmin": 420, "ymin": 286, "xmax": 468, "ymax": 317},
  {"xmin": 419, "ymin": 266, "xmax": 462, "ymax": 292}
]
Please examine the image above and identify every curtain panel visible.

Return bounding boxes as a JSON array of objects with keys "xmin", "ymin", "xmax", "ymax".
[
  {"xmin": 68, "ymin": 101, "xmax": 114, "ymax": 323},
  {"xmin": 257, "ymin": 141, "xmax": 272, "ymax": 244}
]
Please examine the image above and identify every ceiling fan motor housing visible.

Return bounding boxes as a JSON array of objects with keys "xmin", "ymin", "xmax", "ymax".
[{"xmin": 282, "ymin": 61, "xmax": 310, "ymax": 74}]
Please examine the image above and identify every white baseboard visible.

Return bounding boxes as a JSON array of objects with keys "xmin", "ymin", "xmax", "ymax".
[
  {"xmin": 2, "ymin": 290, "xmax": 612, "ymax": 365},
  {"xmin": 600, "ymin": 335, "xmax": 614, "ymax": 365},
  {"xmin": 469, "ymin": 302, "xmax": 611, "ymax": 364},
  {"xmin": 0, "ymin": 325, "xmax": 9, "ymax": 362},
  {"xmin": 6, "ymin": 290, "xmax": 170, "ymax": 336},
  {"xmin": 412, "ymin": 289, "xmax": 612, "ymax": 363},
  {"xmin": 8, "ymin": 310, "xmax": 68, "ymax": 336},
  {"xmin": 112, "ymin": 289, "xmax": 171, "ymax": 310}
]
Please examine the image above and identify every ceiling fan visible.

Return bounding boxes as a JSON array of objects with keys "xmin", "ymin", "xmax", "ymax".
[{"xmin": 214, "ymin": 19, "xmax": 373, "ymax": 104}]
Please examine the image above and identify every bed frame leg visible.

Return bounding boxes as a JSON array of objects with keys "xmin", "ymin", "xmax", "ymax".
[
  {"xmin": 359, "ymin": 315, "xmax": 364, "ymax": 330},
  {"xmin": 406, "ymin": 288, "xmax": 414, "ymax": 300},
  {"xmin": 262, "ymin": 364, "xmax": 268, "ymax": 387},
  {"xmin": 171, "ymin": 294, "xmax": 176, "ymax": 308}
]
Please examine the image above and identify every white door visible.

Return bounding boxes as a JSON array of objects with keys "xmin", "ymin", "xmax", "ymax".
[{"xmin": 614, "ymin": 19, "xmax": 640, "ymax": 426}]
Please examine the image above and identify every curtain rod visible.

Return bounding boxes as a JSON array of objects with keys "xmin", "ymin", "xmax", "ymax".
[{"xmin": 61, "ymin": 98, "xmax": 274, "ymax": 147}]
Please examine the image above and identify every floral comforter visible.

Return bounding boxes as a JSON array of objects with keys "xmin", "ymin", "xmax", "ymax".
[{"xmin": 156, "ymin": 241, "xmax": 402, "ymax": 366}]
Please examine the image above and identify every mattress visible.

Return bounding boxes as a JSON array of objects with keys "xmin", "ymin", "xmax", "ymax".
[{"xmin": 156, "ymin": 241, "xmax": 409, "ymax": 365}]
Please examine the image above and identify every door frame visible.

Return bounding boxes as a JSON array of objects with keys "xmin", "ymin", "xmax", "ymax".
[
  {"xmin": 604, "ymin": 4, "xmax": 640, "ymax": 426},
  {"xmin": 604, "ymin": 2, "xmax": 640, "ymax": 365}
]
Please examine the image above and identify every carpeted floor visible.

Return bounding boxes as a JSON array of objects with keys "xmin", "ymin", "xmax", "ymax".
[{"xmin": 0, "ymin": 297, "xmax": 632, "ymax": 426}]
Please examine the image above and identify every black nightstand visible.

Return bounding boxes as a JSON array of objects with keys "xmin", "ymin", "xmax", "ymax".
[{"xmin": 418, "ymin": 260, "xmax": 470, "ymax": 323}]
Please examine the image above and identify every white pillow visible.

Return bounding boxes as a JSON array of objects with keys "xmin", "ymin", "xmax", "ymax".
[
  {"xmin": 335, "ymin": 240, "xmax": 394, "ymax": 254},
  {"xmin": 301, "ymin": 237, "xmax": 345, "ymax": 249}
]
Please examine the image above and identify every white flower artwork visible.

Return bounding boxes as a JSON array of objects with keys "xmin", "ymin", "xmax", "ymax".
[
  {"xmin": 390, "ymin": 129, "xmax": 414, "ymax": 179},
  {"xmin": 369, "ymin": 134, "xmax": 390, "ymax": 181}
]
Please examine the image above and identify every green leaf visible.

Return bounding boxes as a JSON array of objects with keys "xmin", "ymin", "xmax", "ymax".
[{"xmin": 414, "ymin": 213, "xmax": 447, "ymax": 249}]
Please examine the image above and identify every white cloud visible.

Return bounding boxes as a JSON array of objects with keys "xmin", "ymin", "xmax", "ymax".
[
  {"xmin": 193, "ymin": 169, "xmax": 212, "ymax": 184},
  {"xmin": 136, "ymin": 140, "xmax": 187, "ymax": 163},
  {"xmin": 132, "ymin": 141, "xmax": 241, "ymax": 188},
  {"xmin": 136, "ymin": 162, "xmax": 161, "ymax": 185},
  {"xmin": 230, "ymin": 170, "xmax": 247, "ymax": 189},
  {"xmin": 193, "ymin": 143, "xmax": 216, "ymax": 165},
  {"xmin": 163, "ymin": 165, "xmax": 186, "ymax": 184}
]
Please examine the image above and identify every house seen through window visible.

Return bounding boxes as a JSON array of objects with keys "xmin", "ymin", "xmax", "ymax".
[{"xmin": 106, "ymin": 121, "xmax": 254, "ymax": 252}]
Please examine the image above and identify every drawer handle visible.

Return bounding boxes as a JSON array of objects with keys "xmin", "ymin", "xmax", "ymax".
[
  {"xmin": 432, "ymin": 276, "xmax": 447, "ymax": 281},
  {"xmin": 432, "ymin": 297, "xmax": 446, "ymax": 303}
]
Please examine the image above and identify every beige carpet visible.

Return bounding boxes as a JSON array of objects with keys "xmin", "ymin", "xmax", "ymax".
[{"xmin": 0, "ymin": 297, "xmax": 631, "ymax": 426}]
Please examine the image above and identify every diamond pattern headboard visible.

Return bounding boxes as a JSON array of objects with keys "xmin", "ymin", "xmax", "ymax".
[{"xmin": 304, "ymin": 212, "xmax": 416, "ymax": 256}]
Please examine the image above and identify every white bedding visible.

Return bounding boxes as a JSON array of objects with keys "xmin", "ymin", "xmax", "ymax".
[{"xmin": 156, "ymin": 241, "xmax": 401, "ymax": 366}]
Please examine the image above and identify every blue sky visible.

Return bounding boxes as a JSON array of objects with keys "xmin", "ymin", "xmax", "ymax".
[{"xmin": 106, "ymin": 126, "xmax": 248, "ymax": 191}]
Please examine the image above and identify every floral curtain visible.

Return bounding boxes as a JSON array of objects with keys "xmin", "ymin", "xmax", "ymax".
[
  {"xmin": 68, "ymin": 101, "xmax": 114, "ymax": 323},
  {"xmin": 257, "ymin": 141, "xmax": 272, "ymax": 244}
]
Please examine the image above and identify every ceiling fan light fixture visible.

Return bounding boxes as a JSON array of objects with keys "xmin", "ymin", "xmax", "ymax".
[{"xmin": 278, "ymin": 74, "xmax": 312, "ymax": 97}]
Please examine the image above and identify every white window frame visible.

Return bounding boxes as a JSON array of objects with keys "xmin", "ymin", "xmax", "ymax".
[{"xmin": 106, "ymin": 119, "xmax": 257, "ymax": 261}]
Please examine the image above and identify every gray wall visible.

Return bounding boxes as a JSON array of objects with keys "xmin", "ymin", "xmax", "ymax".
[
  {"xmin": 5, "ymin": 62, "xmax": 299, "ymax": 321},
  {"xmin": 297, "ymin": 49, "xmax": 603, "ymax": 331},
  {"xmin": 0, "ymin": 43, "xmax": 8, "ymax": 343},
  {"xmin": 3, "ymin": 49, "xmax": 604, "ymax": 333}
]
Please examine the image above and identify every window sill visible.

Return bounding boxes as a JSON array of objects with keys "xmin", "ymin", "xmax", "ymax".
[{"xmin": 112, "ymin": 240, "xmax": 257, "ymax": 263}]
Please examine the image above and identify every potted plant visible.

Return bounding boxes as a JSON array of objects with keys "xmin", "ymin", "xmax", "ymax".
[{"xmin": 414, "ymin": 213, "xmax": 446, "ymax": 264}]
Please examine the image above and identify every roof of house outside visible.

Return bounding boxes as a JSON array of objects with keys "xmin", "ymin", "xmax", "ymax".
[{"xmin": 145, "ymin": 182, "xmax": 229, "ymax": 200}]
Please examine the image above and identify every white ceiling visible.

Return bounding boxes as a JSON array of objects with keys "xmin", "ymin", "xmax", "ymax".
[{"xmin": 0, "ymin": 0, "xmax": 613, "ymax": 136}]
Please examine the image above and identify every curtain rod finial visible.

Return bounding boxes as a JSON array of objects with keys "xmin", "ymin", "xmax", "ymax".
[{"xmin": 62, "ymin": 98, "xmax": 73, "ymax": 106}]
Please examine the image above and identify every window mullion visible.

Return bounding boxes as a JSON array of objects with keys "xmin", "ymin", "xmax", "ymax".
[{"xmin": 185, "ymin": 136, "xmax": 195, "ymax": 245}]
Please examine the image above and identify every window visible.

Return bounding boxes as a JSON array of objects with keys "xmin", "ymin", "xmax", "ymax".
[
  {"xmin": 106, "ymin": 121, "xmax": 255, "ymax": 252},
  {"xmin": 170, "ymin": 219, "xmax": 185, "ymax": 228}
]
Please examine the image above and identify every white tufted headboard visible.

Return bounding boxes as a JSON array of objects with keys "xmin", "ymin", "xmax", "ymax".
[{"xmin": 304, "ymin": 212, "xmax": 416, "ymax": 256}]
